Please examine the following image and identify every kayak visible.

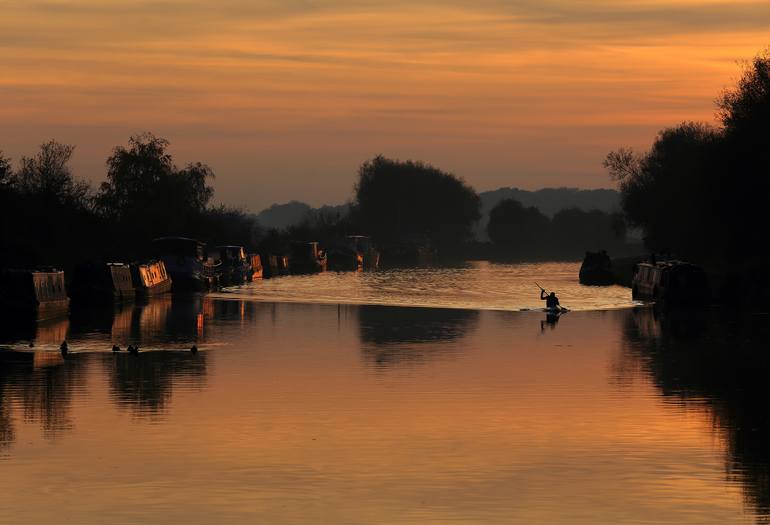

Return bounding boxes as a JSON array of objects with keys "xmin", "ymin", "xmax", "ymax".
[{"xmin": 544, "ymin": 307, "xmax": 569, "ymax": 314}]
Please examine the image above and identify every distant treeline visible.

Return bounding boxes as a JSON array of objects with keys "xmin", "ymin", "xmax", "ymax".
[
  {"xmin": 258, "ymin": 156, "xmax": 630, "ymax": 261},
  {"xmin": 484, "ymin": 199, "xmax": 627, "ymax": 260},
  {"xmin": 604, "ymin": 49, "xmax": 770, "ymax": 303}
]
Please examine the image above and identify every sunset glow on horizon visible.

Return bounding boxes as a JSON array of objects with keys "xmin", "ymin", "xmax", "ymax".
[{"xmin": 2, "ymin": 0, "xmax": 769, "ymax": 210}]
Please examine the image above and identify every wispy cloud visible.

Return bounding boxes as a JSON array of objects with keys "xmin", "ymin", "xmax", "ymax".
[{"xmin": 0, "ymin": 0, "xmax": 768, "ymax": 207}]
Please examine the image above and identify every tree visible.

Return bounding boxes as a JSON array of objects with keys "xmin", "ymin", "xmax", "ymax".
[
  {"xmin": 97, "ymin": 133, "xmax": 215, "ymax": 254},
  {"xmin": 604, "ymin": 48, "xmax": 770, "ymax": 304},
  {"xmin": 486, "ymin": 199, "xmax": 550, "ymax": 257},
  {"xmin": 717, "ymin": 49, "xmax": 770, "ymax": 138},
  {"xmin": 14, "ymin": 140, "xmax": 90, "ymax": 206},
  {"xmin": 353, "ymin": 155, "xmax": 480, "ymax": 251},
  {"xmin": 714, "ymin": 49, "xmax": 770, "ymax": 254},
  {"xmin": 0, "ymin": 151, "xmax": 11, "ymax": 188},
  {"xmin": 0, "ymin": 141, "xmax": 104, "ymax": 268},
  {"xmin": 604, "ymin": 122, "xmax": 719, "ymax": 258}
]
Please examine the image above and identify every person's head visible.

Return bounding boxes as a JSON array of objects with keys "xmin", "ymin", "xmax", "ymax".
[{"xmin": 550, "ymin": 292, "xmax": 556, "ymax": 298}]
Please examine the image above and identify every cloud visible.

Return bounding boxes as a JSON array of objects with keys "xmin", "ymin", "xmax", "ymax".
[{"xmin": 1, "ymin": 0, "xmax": 768, "ymax": 208}]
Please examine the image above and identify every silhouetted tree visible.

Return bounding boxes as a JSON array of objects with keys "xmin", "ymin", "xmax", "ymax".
[
  {"xmin": 604, "ymin": 122, "xmax": 719, "ymax": 258},
  {"xmin": 353, "ymin": 155, "xmax": 480, "ymax": 253},
  {"xmin": 715, "ymin": 49, "xmax": 770, "ymax": 257},
  {"xmin": 0, "ymin": 141, "xmax": 105, "ymax": 268},
  {"xmin": 14, "ymin": 141, "xmax": 90, "ymax": 206},
  {"xmin": 196, "ymin": 205, "xmax": 262, "ymax": 251},
  {"xmin": 486, "ymin": 199, "xmax": 550, "ymax": 257},
  {"xmin": 97, "ymin": 133, "xmax": 216, "ymax": 256},
  {"xmin": 0, "ymin": 151, "xmax": 11, "ymax": 188},
  {"xmin": 605, "ymin": 49, "xmax": 770, "ymax": 302}
]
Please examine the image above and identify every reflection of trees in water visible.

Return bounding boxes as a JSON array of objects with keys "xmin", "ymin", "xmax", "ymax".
[
  {"xmin": 619, "ymin": 307, "xmax": 770, "ymax": 518},
  {"xmin": 0, "ymin": 351, "xmax": 89, "ymax": 445},
  {"xmin": 101, "ymin": 352, "xmax": 207, "ymax": 416},
  {"xmin": 0, "ymin": 389, "xmax": 14, "ymax": 453},
  {"xmin": 357, "ymin": 305, "xmax": 478, "ymax": 367}
]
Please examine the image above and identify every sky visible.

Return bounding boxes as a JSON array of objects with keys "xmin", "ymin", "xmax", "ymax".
[{"xmin": 1, "ymin": 0, "xmax": 769, "ymax": 211}]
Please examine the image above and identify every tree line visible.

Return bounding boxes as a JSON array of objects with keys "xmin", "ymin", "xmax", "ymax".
[
  {"xmin": 263, "ymin": 155, "xmax": 627, "ymax": 261},
  {"xmin": 604, "ymin": 49, "xmax": 770, "ymax": 303},
  {"xmin": 1, "ymin": 137, "xmax": 630, "ymax": 273},
  {"xmin": 0, "ymin": 133, "xmax": 260, "ymax": 272},
  {"xmin": 485, "ymin": 199, "xmax": 626, "ymax": 260}
]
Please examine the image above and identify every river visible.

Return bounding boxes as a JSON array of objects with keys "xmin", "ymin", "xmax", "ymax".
[
  {"xmin": 0, "ymin": 262, "xmax": 768, "ymax": 524},
  {"xmin": 213, "ymin": 261, "xmax": 635, "ymax": 311}
]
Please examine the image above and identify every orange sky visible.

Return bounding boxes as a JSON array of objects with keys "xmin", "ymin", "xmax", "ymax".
[{"xmin": 1, "ymin": 0, "xmax": 769, "ymax": 210}]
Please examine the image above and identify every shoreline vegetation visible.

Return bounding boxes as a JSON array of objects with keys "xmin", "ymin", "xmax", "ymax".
[
  {"xmin": 0, "ymin": 139, "xmax": 633, "ymax": 277},
  {"xmin": 2, "ymin": 49, "xmax": 769, "ymax": 305}
]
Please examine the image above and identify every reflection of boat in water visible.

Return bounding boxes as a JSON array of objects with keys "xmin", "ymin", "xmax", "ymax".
[
  {"xmin": 70, "ymin": 262, "xmax": 136, "ymax": 303},
  {"xmin": 0, "ymin": 269, "xmax": 69, "ymax": 320},
  {"xmin": 153, "ymin": 237, "xmax": 217, "ymax": 292}
]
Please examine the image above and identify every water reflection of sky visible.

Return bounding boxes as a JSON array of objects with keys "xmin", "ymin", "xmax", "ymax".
[{"xmin": 0, "ymin": 299, "xmax": 767, "ymax": 523}]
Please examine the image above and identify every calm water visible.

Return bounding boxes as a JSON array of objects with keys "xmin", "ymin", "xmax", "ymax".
[
  {"xmin": 214, "ymin": 261, "xmax": 635, "ymax": 311},
  {"xmin": 1, "ymin": 264, "xmax": 769, "ymax": 524}
]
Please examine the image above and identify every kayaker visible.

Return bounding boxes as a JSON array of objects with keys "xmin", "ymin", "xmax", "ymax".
[{"xmin": 540, "ymin": 289, "xmax": 560, "ymax": 309}]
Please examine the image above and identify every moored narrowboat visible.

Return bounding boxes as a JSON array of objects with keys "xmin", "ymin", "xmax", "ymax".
[
  {"xmin": 131, "ymin": 260, "xmax": 172, "ymax": 296},
  {"xmin": 249, "ymin": 254, "xmax": 263, "ymax": 280},
  {"xmin": 0, "ymin": 269, "xmax": 69, "ymax": 319},
  {"xmin": 215, "ymin": 245, "xmax": 252, "ymax": 285},
  {"xmin": 326, "ymin": 244, "xmax": 361, "ymax": 272},
  {"xmin": 348, "ymin": 235, "xmax": 379, "ymax": 270},
  {"xmin": 152, "ymin": 237, "xmax": 217, "ymax": 291},
  {"xmin": 289, "ymin": 242, "xmax": 327, "ymax": 274},
  {"xmin": 70, "ymin": 262, "xmax": 136, "ymax": 303},
  {"xmin": 579, "ymin": 250, "xmax": 613, "ymax": 285},
  {"xmin": 264, "ymin": 254, "xmax": 289, "ymax": 278},
  {"xmin": 632, "ymin": 260, "xmax": 708, "ymax": 305}
]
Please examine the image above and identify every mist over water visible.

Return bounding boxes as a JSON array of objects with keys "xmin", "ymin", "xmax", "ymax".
[{"xmin": 215, "ymin": 261, "xmax": 636, "ymax": 311}]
